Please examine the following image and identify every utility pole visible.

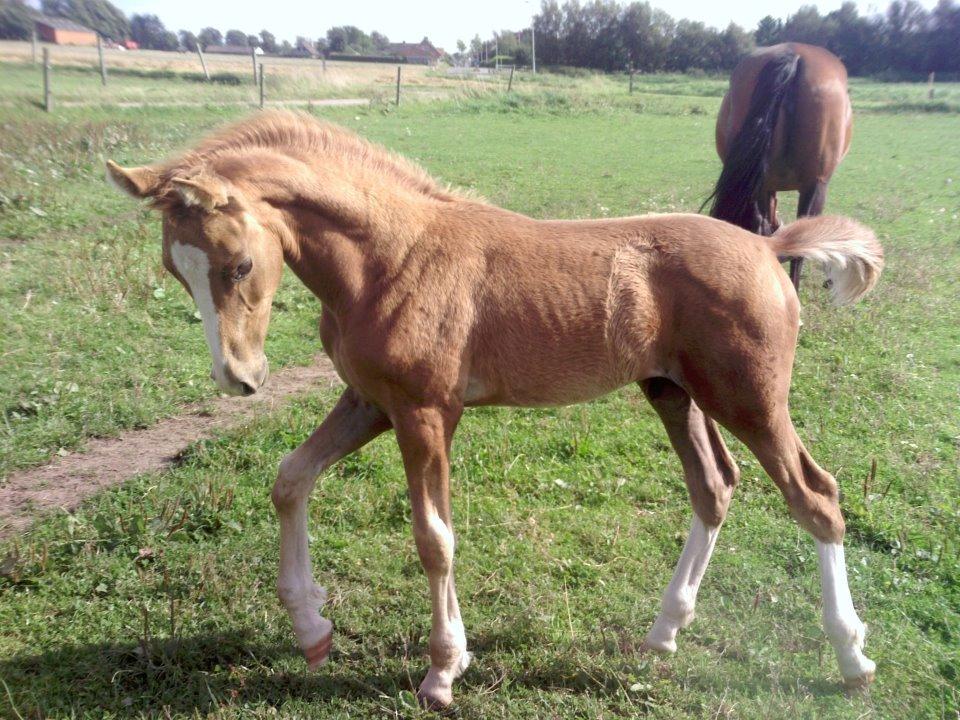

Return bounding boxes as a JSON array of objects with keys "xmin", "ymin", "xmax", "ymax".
[{"xmin": 531, "ymin": 23, "xmax": 536, "ymax": 74}]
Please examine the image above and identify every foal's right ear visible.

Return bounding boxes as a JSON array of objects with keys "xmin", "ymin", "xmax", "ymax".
[{"xmin": 106, "ymin": 160, "xmax": 161, "ymax": 199}]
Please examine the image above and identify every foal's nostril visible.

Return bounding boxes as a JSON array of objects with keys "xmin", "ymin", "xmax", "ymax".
[{"xmin": 240, "ymin": 381, "xmax": 256, "ymax": 396}]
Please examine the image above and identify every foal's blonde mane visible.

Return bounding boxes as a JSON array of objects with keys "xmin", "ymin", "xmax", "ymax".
[{"xmin": 161, "ymin": 110, "xmax": 464, "ymax": 202}]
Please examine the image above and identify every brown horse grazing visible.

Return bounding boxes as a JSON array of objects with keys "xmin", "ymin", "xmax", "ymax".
[
  {"xmin": 107, "ymin": 111, "xmax": 882, "ymax": 707},
  {"xmin": 709, "ymin": 42, "xmax": 853, "ymax": 289}
]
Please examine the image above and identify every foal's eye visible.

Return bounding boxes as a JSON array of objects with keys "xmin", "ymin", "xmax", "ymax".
[{"xmin": 231, "ymin": 258, "xmax": 253, "ymax": 282}]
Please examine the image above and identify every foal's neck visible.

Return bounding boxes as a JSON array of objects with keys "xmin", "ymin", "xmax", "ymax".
[{"xmin": 267, "ymin": 154, "xmax": 441, "ymax": 313}]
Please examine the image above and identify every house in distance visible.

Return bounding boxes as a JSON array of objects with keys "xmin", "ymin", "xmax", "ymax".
[
  {"xmin": 384, "ymin": 38, "xmax": 445, "ymax": 65},
  {"xmin": 33, "ymin": 15, "xmax": 97, "ymax": 46}
]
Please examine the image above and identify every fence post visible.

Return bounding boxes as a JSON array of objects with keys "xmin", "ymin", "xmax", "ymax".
[
  {"xmin": 196, "ymin": 45, "xmax": 209, "ymax": 80},
  {"xmin": 629, "ymin": 69, "xmax": 634, "ymax": 94},
  {"xmin": 507, "ymin": 65, "xmax": 515, "ymax": 92},
  {"xmin": 32, "ymin": 29, "xmax": 38, "ymax": 64},
  {"xmin": 322, "ymin": 57, "xmax": 327, "ymax": 74},
  {"xmin": 42, "ymin": 48, "xmax": 52, "ymax": 112},
  {"xmin": 251, "ymin": 47, "xmax": 258, "ymax": 84},
  {"xmin": 928, "ymin": 71, "xmax": 935, "ymax": 99},
  {"xmin": 97, "ymin": 34, "xmax": 107, "ymax": 85},
  {"xmin": 259, "ymin": 63, "xmax": 265, "ymax": 108},
  {"xmin": 395, "ymin": 65, "xmax": 401, "ymax": 106}
]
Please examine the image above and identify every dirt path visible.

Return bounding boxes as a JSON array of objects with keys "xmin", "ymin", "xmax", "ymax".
[{"xmin": 0, "ymin": 356, "xmax": 342, "ymax": 541}]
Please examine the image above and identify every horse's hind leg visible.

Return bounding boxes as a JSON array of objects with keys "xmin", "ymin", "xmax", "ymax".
[
  {"xmin": 736, "ymin": 408, "xmax": 876, "ymax": 687},
  {"xmin": 640, "ymin": 378, "xmax": 739, "ymax": 653},
  {"xmin": 790, "ymin": 181, "xmax": 828, "ymax": 289}
]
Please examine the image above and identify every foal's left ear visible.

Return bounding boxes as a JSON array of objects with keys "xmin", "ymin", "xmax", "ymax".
[
  {"xmin": 169, "ymin": 175, "xmax": 231, "ymax": 212},
  {"xmin": 106, "ymin": 160, "xmax": 161, "ymax": 198}
]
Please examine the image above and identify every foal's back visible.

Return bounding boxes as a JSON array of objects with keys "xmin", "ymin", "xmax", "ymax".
[{"xmin": 444, "ymin": 205, "xmax": 785, "ymax": 407}]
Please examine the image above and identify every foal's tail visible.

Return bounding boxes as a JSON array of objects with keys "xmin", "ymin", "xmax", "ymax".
[
  {"xmin": 704, "ymin": 49, "xmax": 801, "ymax": 231},
  {"xmin": 768, "ymin": 215, "xmax": 884, "ymax": 305}
]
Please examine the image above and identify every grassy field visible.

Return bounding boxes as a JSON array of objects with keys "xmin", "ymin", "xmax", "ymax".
[{"xmin": 0, "ymin": 70, "xmax": 958, "ymax": 718}]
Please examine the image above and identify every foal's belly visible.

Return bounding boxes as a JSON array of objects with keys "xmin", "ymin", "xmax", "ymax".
[{"xmin": 463, "ymin": 342, "xmax": 652, "ymax": 409}]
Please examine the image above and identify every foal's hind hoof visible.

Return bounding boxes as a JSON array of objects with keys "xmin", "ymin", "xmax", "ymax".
[{"xmin": 303, "ymin": 620, "xmax": 334, "ymax": 670}]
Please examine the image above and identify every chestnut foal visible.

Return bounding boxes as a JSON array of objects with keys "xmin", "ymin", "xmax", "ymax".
[{"xmin": 108, "ymin": 111, "xmax": 883, "ymax": 706}]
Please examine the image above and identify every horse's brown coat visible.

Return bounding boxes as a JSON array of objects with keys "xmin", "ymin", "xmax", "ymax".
[{"xmin": 107, "ymin": 111, "xmax": 882, "ymax": 704}]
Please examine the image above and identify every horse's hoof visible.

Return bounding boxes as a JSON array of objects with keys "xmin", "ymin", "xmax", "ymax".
[
  {"xmin": 416, "ymin": 686, "xmax": 453, "ymax": 711},
  {"xmin": 640, "ymin": 637, "xmax": 677, "ymax": 654},
  {"xmin": 842, "ymin": 661, "xmax": 876, "ymax": 692},
  {"xmin": 304, "ymin": 625, "xmax": 333, "ymax": 670}
]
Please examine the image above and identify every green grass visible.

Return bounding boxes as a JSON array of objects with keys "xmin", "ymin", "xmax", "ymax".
[{"xmin": 1, "ymin": 76, "xmax": 958, "ymax": 718}]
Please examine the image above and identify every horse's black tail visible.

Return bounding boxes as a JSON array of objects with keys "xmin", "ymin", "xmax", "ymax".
[{"xmin": 704, "ymin": 50, "xmax": 801, "ymax": 232}]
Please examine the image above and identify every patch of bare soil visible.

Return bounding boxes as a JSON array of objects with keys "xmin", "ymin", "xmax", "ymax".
[{"xmin": 0, "ymin": 356, "xmax": 341, "ymax": 541}]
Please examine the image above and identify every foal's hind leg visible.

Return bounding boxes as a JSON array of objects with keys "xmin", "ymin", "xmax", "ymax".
[
  {"xmin": 790, "ymin": 181, "xmax": 829, "ymax": 289},
  {"xmin": 640, "ymin": 378, "xmax": 739, "ymax": 653},
  {"xmin": 738, "ymin": 409, "xmax": 876, "ymax": 687}
]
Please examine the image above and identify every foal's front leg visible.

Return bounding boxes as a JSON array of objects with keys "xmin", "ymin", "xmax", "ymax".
[
  {"xmin": 393, "ymin": 405, "xmax": 469, "ymax": 708},
  {"xmin": 272, "ymin": 387, "xmax": 390, "ymax": 667}
]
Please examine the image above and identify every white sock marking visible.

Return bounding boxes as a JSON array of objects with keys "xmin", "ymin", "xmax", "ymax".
[
  {"xmin": 645, "ymin": 516, "xmax": 720, "ymax": 652},
  {"xmin": 815, "ymin": 540, "xmax": 876, "ymax": 681}
]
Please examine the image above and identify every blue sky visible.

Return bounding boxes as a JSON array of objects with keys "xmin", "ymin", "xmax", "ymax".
[{"xmin": 109, "ymin": 0, "xmax": 933, "ymax": 52}]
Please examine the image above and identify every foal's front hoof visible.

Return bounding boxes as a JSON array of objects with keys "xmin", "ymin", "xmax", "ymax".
[
  {"xmin": 416, "ymin": 686, "xmax": 453, "ymax": 711},
  {"xmin": 843, "ymin": 667, "xmax": 876, "ymax": 692},
  {"xmin": 640, "ymin": 636, "xmax": 677, "ymax": 655},
  {"xmin": 417, "ymin": 652, "xmax": 470, "ymax": 710},
  {"xmin": 842, "ymin": 656, "xmax": 877, "ymax": 692},
  {"xmin": 303, "ymin": 619, "xmax": 334, "ymax": 670}
]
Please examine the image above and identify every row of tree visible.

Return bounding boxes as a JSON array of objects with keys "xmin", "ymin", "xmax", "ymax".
[
  {"xmin": 483, "ymin": 0, "xmax": 960, "ymax": 75},
  {"xmin": 316, "ymin": 2, "xmax": 960, "ymax": 78}
]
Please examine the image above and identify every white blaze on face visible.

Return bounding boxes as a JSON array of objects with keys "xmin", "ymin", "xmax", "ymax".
[{"xmin": 170, "ymin": 242, "xmax": 225, "ymax": 380}]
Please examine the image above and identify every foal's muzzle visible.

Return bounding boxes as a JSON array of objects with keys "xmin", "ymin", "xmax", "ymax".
[{"xmin": 212, "ymin": 357, "xmax": 269, "ymax": 396}]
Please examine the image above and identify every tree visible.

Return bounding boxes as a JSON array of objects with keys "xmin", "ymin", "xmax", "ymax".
[
  {"xmin": 326, "ymin": 26, "xmax": 347, "ymax": 52},
  {"xmin": 926, "ymin": 0, "xmax": 960, "ymax": 72},
  {"xmin": 0, "ymin": 0, "xmax": 33, "ymax": 40},
  {"xmin": 326, "ymin": 25, "xmax": 372, "ymax": 54},
  {"xmin": 198, "ymin": 27, "xmax": 222, "ymax": 48},
  {"xmin": 370, "ymin": 31, "xmax": 390, "ymax": 50},
  {"xmin": 178, "ymin": 29, "xmax": 198, "ymax": 51},
  {"xmin": 42, "ymin": 0, "xmax": 130, "ymax": 41},
  {"xmin": 824, "ymin": 2, "xmax": 873, "ymax": 74},
  {"xmin": 130, "ymin": 13, "xmax": 177, "ymax": 50},
  {"xmin": 755, "ymin": 15, "xmax": 782, "ymax": 45},
  {"xmin": 668, "ymin": 20, "xmax": 719, "ymax": 71},
  {"xmin": 780, "ymin": 5, "xmax": 831, "ymax": 46},
  {"xmin": 259, "ymin": 29, "xmax": 278, "ymax": 53},
  {"xmin": 224, "ymin": 29, "xmax": 248, "ymax": 46}
]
